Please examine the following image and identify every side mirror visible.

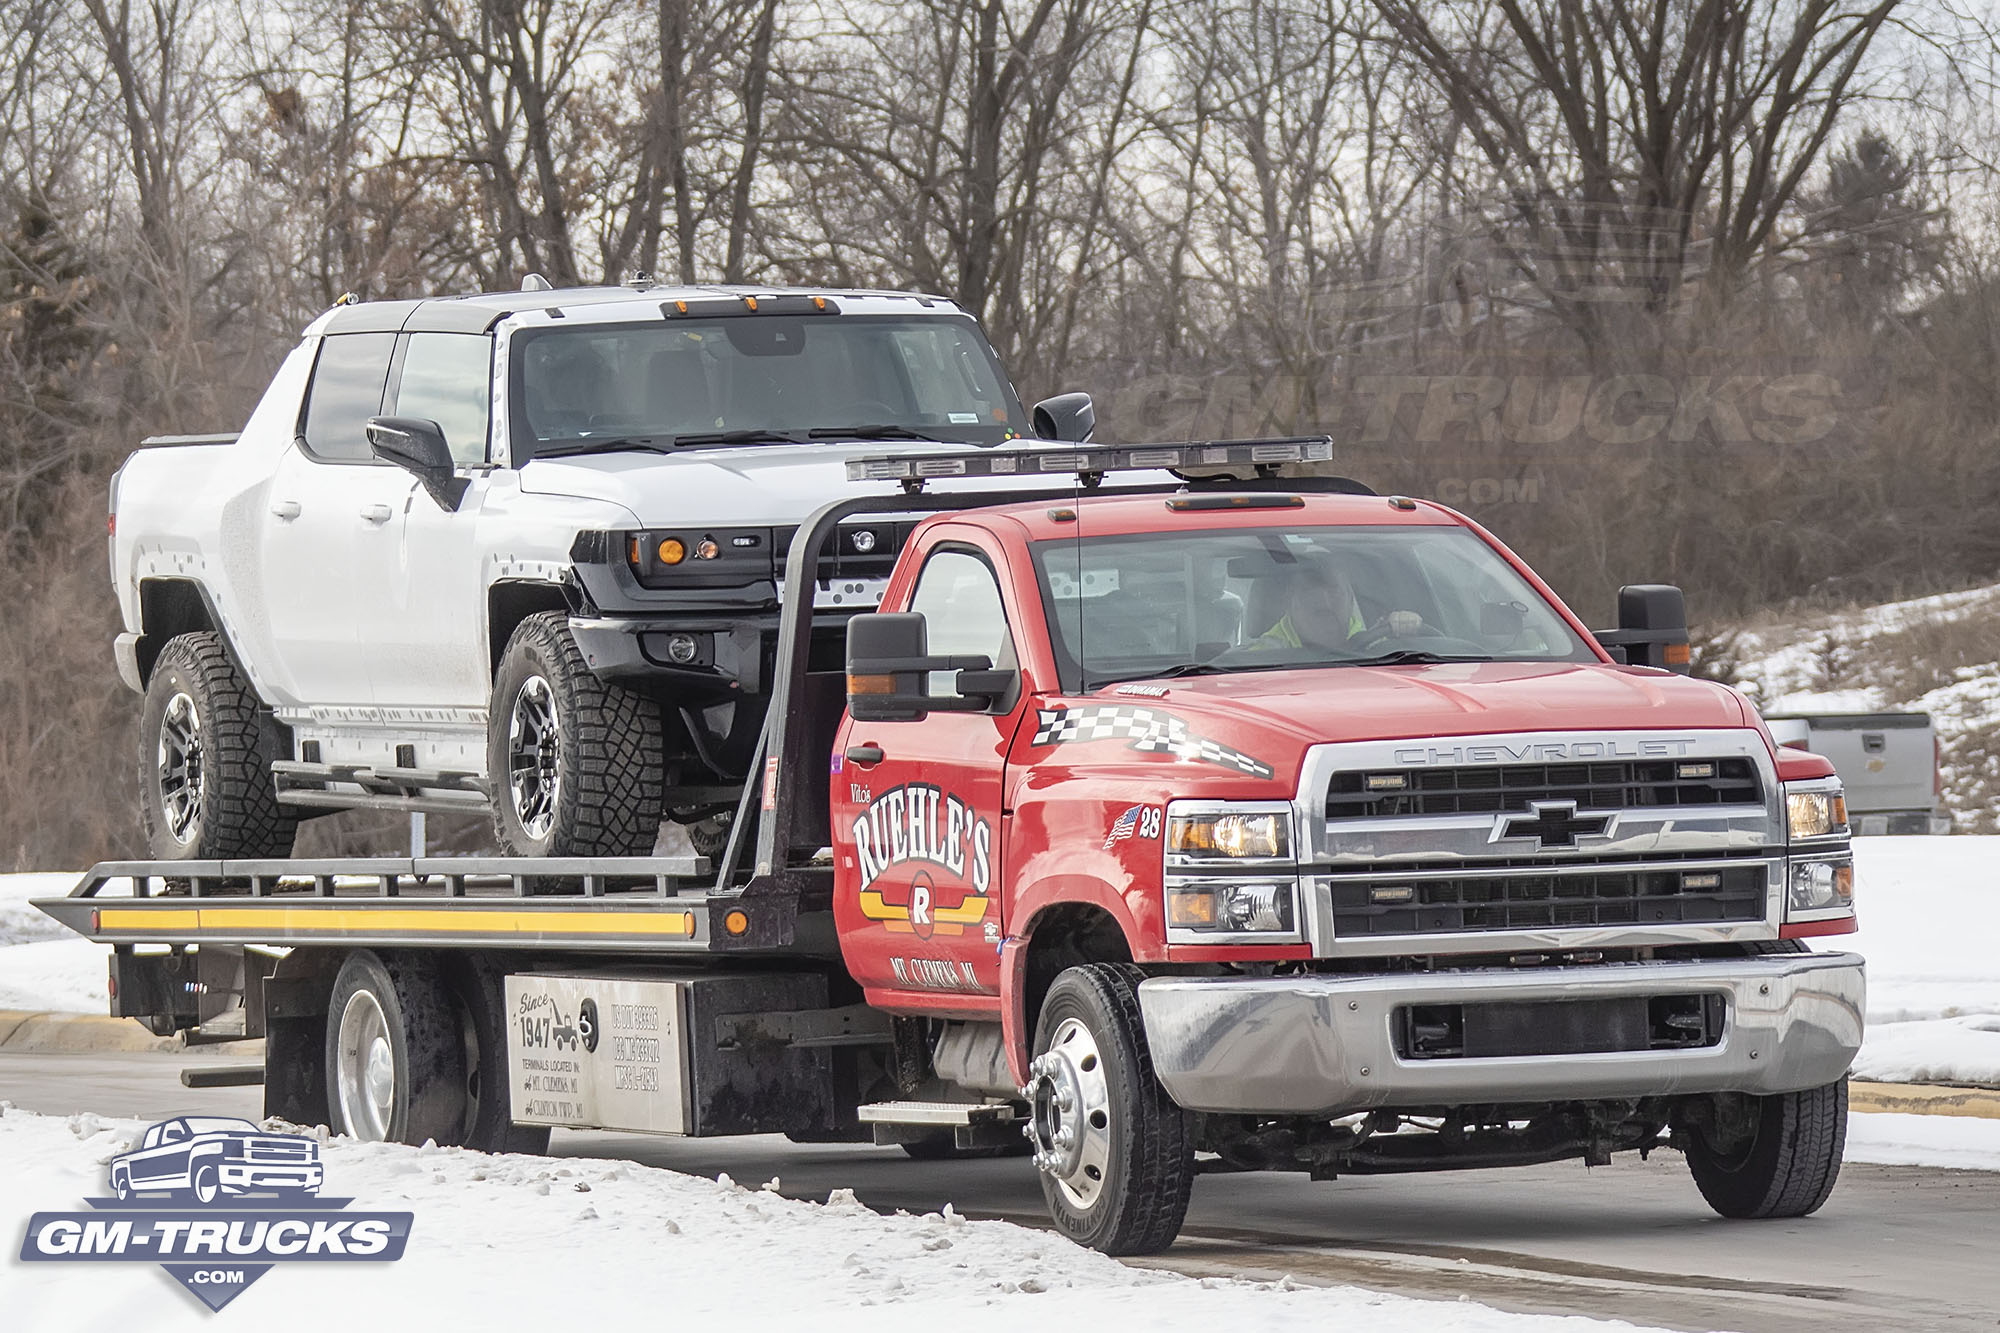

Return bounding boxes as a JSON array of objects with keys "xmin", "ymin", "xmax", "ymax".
[
  {"xmin": 1593, "ymin": 584, "xmax": 1690, "ymax": 673},
  {"xmin": 368, "ymin": 416, "xmax": 468, "ymax": 511},
  {"xmin": 846, "ymin": 612, "xmax": 1014, "ymax": 721},
  {"xmin": 1031, "ymin": 391, "xmax": 1095, "ymax": 442}
]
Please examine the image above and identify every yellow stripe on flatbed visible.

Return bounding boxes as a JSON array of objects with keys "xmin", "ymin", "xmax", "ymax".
[{"xmin": 94, "ymin": 905, "xmax": 697, "ymax": 938}]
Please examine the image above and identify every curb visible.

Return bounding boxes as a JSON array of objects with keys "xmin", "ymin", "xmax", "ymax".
[{"xmin": 1850, "ymin": 1080, "xmax": 2000, "ymax": 1120}]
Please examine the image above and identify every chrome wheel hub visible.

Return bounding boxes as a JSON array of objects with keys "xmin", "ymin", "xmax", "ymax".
[
  {"xmin": 507, "ymin": 675, "xmax": 562, "ymax": 840},
  {"xmin": 334, "ymin": 990, "xmax": 395, "ymax": 1141},
  {"xmin": 156, "ymin": 691, "xmax": 204, "ymax": 843},
  {"xmin": 1023, "ymin": 1017, "xmax": 1113, "ymax": 1209}
]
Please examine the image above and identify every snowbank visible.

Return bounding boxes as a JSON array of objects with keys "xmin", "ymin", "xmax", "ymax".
[
  {"xmin": 0, "ymin": 1107, "xmax": 1666, "ymax": 1333},
  {"xmin": 1844, "ymin": 1111, "xmax": 2000, "ymax": 1173},
  {"xmin": 1847, "ymin": 836, "xmax": 2000, "ymax": 1085}
]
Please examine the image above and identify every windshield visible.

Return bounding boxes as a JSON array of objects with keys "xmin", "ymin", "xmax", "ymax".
[
  {"xmin": 1031, "ymin": 524, "xmax": 1595, "ymax": 690},
  {"xmin": 509, "ymin": 314, "xmax": 1024, "ymax": 459},
  {"xmin": 181, "ymin": 1117, "xmax": 260, "ymax": 1134}
]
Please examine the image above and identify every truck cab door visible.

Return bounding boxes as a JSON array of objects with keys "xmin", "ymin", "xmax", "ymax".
[
  {"xmin": 369, "ymin": 331, "xmax": 496, "ymax": 711},
  {"xmin": 832, "ymin": 532, "xmax": 1031, "ymax": 1010},
  {"xmin": 257, "ymin": 332, "xmax": 407, "ymax": 710}
]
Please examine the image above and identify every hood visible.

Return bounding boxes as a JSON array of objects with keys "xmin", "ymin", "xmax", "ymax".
[
  {"xmin": 1061, "ymin": 661, "xmax": 1754, "ymax": 778},
  {"xmin": 518, "ymin": 439, "xmax": 1040, "ymax": 523}
]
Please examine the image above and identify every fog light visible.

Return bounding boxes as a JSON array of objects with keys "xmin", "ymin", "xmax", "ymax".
[
  {"xmin": 664, "ymin": 633, "xmax": 699, "ymax": 665},
  {"xmin": 851, "ymin": 528, "xmax": 877, "ymax": 553},
  {"xmin": 695, "ymin": 537, "xmax": 721, "ymax": 560}
]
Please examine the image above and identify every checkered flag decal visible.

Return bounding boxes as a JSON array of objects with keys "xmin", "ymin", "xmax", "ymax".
[{"xmin": 1031, "ymin": 706, "xmax": 1274, "ymax": 779}]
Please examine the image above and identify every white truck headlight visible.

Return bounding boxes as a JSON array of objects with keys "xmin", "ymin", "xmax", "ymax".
[{"xmin": 1166, "ymin": 806, "xmax": 1291, "ymax": 863}]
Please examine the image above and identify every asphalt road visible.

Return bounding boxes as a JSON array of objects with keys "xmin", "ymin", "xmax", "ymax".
[{"xmin": 3, "ymin": 1050, "xmax": 1995, "ymax": 1332}]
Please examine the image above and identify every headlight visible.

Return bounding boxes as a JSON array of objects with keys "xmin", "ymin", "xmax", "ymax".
[
  {"xmin": 1788, "ymin": 860, "xmax": 1854, "ymax": 913},
  {"xmin": 1166, "ymin": 808, "xmax": 1291, "ymax": 863},
  {"xmin": 1166, "ymin": 880, "xmax": 1296, "ymax": 933},
  {"xmin": 1786, "ymin": 788, "xmax": 1847, "ymax": 840}
]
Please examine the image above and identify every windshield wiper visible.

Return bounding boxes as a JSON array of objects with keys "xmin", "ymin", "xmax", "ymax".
[
  {"xmin": 1084, "ymin": 662, "xmax": 1234, "ymax": 689},
  {"xmin": 669, "ymin": 429, "xmax": 804, "ymax": 448},
  {"xmin": 806, "ymin": 424, "xmax": 938, "ymax": 441},
  {"xmin": 1338, "ymin": 650, "xmax": 1494, "ymax": 667},
  {"xmin": 534, "ymin": 436, "xmax": 677, "ymax": 459}
]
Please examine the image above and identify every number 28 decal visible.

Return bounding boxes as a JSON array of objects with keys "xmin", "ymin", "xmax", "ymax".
[{"xmin": 1105, "ymin": 804, "xmax": 1162, "ymax": 850}]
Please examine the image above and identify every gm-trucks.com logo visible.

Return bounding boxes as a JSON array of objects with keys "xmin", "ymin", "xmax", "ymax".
[{"xmin": 18, "ymin": 1116, "xmax": 413, "ymax": 1311}]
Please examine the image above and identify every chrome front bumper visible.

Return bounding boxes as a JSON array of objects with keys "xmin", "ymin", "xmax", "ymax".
[{"xmin": 1136, "ymin": 953, "xmax": 1864, "ymax": 1116}]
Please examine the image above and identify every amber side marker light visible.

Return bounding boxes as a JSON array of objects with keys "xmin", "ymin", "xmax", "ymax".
[
  {"xmin": 847, "ymin": 673, "xmax": 896, "ymax": 696},
  {"xmin": 723, "ymin": 910, "xmax": 750, "ymax": 936},
  {"xmin": 657, "ymin": 538, "xmax": 686, "ymax": 564},
  {"xmin": 1664, "ymin": 642, "xmax": 1692, "ymax": 667}
]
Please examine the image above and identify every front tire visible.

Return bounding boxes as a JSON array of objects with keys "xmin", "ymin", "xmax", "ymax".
[
  {"xmin": 489, "ymin": 612, "xmax": 663, "ymax": 859},
  {"xmin": 325, "ymin": 950, "xmax": 467, "ymax": 1146},
  {"xmin": 139, "ymin": 632, "xmax": 297, "ymax": 860},
  {"xmin": 1025, "ymin": 964, "xmax": 1194, "ymax": 1255},
  {"xmin": 1685, "ymin": 1079, "xmax": 1848, "ymax": 1219},
  {"xmin": 191, "ymin": 1163, "xmax": 220, "ymax": 1205}
]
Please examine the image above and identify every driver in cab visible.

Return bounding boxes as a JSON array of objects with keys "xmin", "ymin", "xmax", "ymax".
[{"xmin": 1247, "ymin": 552, "xmax": 1369, "ymax": 653}]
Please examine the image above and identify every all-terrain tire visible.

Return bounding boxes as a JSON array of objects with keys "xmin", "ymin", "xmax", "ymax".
[
  {"xmin": 489, "ymin": 612, "xmax": 664, "ymax": 860},
  {"xmin": 445, "ymin": 959, "xmax": 552, "ymax": 1155},
  {"xmin": 139, "ymin": 631, "xmax": 297, "ymax": 860},
  {"xmin": 1686, "ymin": 1078, "xmax": 1848, "ymax": 1219},
  {"xmin": 325, "ymin": 950, "xmax": 468, "ymax": 1146},
  {"xmin": 1031, "ymin": 963, "xmax": 1194, "ymax": 1255}
]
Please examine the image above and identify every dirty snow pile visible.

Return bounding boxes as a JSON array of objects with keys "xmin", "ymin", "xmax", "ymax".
[
  {"xmin": 0, "ymin": 873, "xmax": 111, "ymax": 1013},
  {"xmin": 0, "ymin": 1107, "xmax": 1673, "ymax": 1333},
  {"xmin": 1847, "ymin": 837, "xmax": 2000, "ymax": 1086}
]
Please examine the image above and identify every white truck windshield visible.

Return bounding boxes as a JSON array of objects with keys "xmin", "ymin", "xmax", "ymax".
[
  {"xmin": 1032, "ymin": 524, "xmax": 1596, "ymax": 689},
  {"xmin": 510, "ymin": 314, "xmax": 1024, "ymax": 458}
]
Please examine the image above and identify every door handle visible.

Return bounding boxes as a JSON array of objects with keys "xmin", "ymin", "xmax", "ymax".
[
  {"xmin": 358, "ymin": 503, "xmax": 394, "ymax": 524},
  {"xmin": 270, "ymin": 500, "xmax": 301, "ymax": 520},
  {"xmin": 845, "ymin": 744, "xmax": 885, "ymax": 766}
]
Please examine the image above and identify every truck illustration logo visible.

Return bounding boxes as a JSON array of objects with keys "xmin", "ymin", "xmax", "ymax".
[
  {"xmin": 19, "ymin": 1118, "xmax": 413, "ymax": 1312},
  {"xmin": 108, "ymin": 1116, "xmax": 324, "ymax": 1204}
]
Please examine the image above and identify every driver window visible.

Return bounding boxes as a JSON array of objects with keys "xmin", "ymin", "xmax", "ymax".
[
  {"xmin": 161, "ymin": 1124, "xmax": 187, "ymax": 1143},
  {"xmin": 392, "ymin": 333, "xmax": 493, "ymax": 465},
  {"xmin": 909, "ymin": 548, "xmax": 1016, "ymax": 696}
]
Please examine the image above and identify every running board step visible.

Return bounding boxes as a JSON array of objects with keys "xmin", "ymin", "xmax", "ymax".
[
  {"xmin": 274, "ymin": 760, "xmax": 490, "ymax": 814},
  {"xmin": 856, "ymin": 1100, "xmax": 1023, "ymax": 1149}
]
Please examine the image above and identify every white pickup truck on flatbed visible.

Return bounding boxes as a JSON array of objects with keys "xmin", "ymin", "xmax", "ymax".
[{"xmin": 111, "ymin": 284, "xmax": 1093, "ymax": 861}]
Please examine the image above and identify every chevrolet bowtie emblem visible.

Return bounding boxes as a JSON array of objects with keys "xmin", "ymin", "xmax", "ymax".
[{"xmin": 1495, "ymin": 799, "xmax": 1612, "ymax": 848}]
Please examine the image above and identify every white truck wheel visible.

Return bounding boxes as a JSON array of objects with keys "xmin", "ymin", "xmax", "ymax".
[
  {"xmin": 488, "ymin": 612, "xmax": 664, "ymax": 860},
  {"xmin": 138, "ymin": 632, "xmax": 296, "ymax": 860}
]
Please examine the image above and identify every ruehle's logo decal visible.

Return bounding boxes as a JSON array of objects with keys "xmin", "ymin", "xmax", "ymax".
[
  {"xmin": 18, "ymin": 1116, "xmax": 412, "ymax": 1312},
  {"xmin": 1032, "ymin": 705, "xmax": 1274, "ymax": 779},
  {"xmin": 852, "ymin": 783, "xmax": 993, "ymax": 939}
]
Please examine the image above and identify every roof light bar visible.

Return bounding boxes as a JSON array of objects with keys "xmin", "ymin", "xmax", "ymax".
[{"xmin": 845, "ymin": 436, "xmax": 1335, "ymax": 485}]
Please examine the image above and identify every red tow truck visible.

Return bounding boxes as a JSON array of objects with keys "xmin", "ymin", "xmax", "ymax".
[{"xmin": 38, "ymin": 440, "xmax": 1864, "ymax": 1256}]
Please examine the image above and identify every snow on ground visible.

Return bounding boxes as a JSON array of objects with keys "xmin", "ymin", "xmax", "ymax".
[
  {"xmin": 0, "ymin": 1107, "xmax": 1674, "ymax": 1333},
  {"xmin": 1843, "ymin": 1111, "xmax": 2000, "ymax": 1172},
  {"xmin": 0, "ymin": 872, "xmax": 111, "ymax": 1014},
  {"xmin": 0, "ymin": 873, "xmax": 83, "ymax": 947},
  {"xmin": 1847, "ymin": 837, "xmax": 2000, "ymax": 1085}
]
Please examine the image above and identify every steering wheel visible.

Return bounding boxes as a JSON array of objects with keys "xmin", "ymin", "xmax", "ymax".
[{"xmin": 1346, "ymin": 622, "xmax": 1489, "ymax": 656}]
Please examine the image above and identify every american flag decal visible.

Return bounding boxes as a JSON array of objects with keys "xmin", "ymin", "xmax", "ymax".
[
  {"xmin": 1031, "ymin": 705, "xmax": 1275, "ymax": 779},
  {"xmin": 1104, "ymin": 805, "xmax": 1143, "ymax": 850}
]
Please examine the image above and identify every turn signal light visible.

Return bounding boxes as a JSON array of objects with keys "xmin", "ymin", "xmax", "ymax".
[
  {"xmin": 658, "ymin": 538, "xmax": 686, "ymax": 564},
  {"xmin": 847, "ymin": 673, "xmax": 896, "ymax": 696},
  {"xmin": 723, "ymin": 909, "xmax": 750, "ymax": 936}
]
